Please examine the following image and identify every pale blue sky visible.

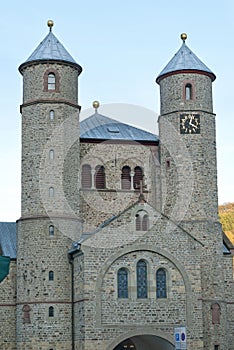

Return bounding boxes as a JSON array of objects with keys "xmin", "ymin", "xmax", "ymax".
[{"xmin": 0, "ymin": 0, "xmax": 233, "ymax": 220}]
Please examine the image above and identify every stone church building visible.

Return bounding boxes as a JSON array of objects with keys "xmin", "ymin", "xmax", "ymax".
[{"xmin": 0, "ymin": 21, "xmax": 233, "ymax": 350}]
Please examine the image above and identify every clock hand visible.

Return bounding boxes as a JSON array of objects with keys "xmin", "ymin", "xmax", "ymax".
[{"xmin": 189, "ymin": 119, "xmax": 197, "ymax": 128}]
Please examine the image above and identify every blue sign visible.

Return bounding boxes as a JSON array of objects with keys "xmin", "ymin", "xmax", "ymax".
[{"xmin": 174, "ymin": 326, "xmax": 186, "ymax": 349}]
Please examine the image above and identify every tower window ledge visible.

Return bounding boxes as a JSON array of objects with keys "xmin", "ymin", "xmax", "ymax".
[{"xmin": 80, "ymin": 188, "xmax": 149, "ymax": 193}]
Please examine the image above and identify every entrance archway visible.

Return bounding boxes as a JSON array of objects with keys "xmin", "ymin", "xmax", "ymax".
[{"xmin": 113, "ymin": 334, "xmax": 174, "ymax": 350}]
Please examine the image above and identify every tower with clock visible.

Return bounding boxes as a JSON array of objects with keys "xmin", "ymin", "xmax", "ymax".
[
  {"xmin": 0, "ymin": 24, "xmax": 233, "ymax": 350},
  {"xmin": 156, "ymin": 33, "xmax": 218, "ymax": 222},
  {"xmin": 156, "ymin": 33, "xmax": 227, "ymax": 348}
]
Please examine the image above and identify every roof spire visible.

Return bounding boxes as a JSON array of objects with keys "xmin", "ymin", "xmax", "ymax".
[
  {"xmin": 92, "ymin": 101, "xmax": 100, "ymax": 113},
  {"xmin": 156, "ymin": 33, "xmax": 216, "ymax": 83},
  {"xmin": 47, "ymin": 19, "xmax": 54, "ymax": 32},
  {"xmin": 180, "ymin": 33, "xmax": 187, "ymax": 43}
]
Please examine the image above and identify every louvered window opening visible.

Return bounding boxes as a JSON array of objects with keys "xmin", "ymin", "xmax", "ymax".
[
  {"xmin": 121, "ymin": 166, "xmax": 131, "ymax": 189},
  {"xmin": 135, "ymin": 212, "xmax": 149, "ymax": 231},
  {"xmin": 135, "ymin": 214, "xmax": 141, "ymax": 231},
  {"xmin": 82, "ymin": 164, "xmax": 92, "ymax": 189},
  {"xmin": 142, "ymin": 214, "xmax": 149, "ymax": 231},
  {"xmin": 133, "ymin": 166, "xmax": 143, "ymax": 189},
  {"xmin": 95, "ymin": 165, "xmax": 105, "ymax": 189}
]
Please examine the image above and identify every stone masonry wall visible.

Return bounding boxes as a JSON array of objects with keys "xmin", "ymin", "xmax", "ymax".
[
  {"xmin": 73, "ymin": 203, "xmax": 205, "ymax": 350},
  {"xmin": 17, "ymin": 59, "xmax": 82, "ymax": 349},
  {"xmin": 0, "ymin": 261, "xmax": 16, "ymax": 350},
  {"xmin": 80, "ymin": 141, "xmax": 160, "ymax": 231}
]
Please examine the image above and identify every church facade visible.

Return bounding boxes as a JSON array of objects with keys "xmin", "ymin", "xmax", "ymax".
[{"xmin": 0, "ymin": 21, "xmax": 233, "ymax": 350}]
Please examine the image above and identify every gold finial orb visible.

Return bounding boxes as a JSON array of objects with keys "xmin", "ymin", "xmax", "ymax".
[
  {"xmin": 47, "ymin": 20, "xmax": 54, "ymax": 28},
  {"xmin": 181, "ymin": 33, "xmax": 187, "ymax": 42},
  {"xmin": 93, "ymin": 101, "xmax": 100, "ymax": 110}
]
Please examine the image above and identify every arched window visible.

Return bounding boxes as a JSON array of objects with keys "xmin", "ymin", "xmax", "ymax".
[
  {"xmin": 49, "ymin": 271, "xmax": 54, "ymax": 281},
  {"xmin": 95, "ymin": 165, "xmax": 105, "ymax": 189},
  {"xmin": 135, "ymin": 211, "xmax": 149, "ymax": 231},
  {"xmin": 212, "ymin": 303, "xmax": 220, "ymax": 324},
  {"xmin": 135, "ymin": 214, "xmax": 141, "ymax": 231},
  {"xmin": 49, "ymin": 110, "xmax": 55, "ymax": 121},
  {"xmin": 49, "ymin": 225, "xmax": 54, "ymax": 236},
  {"xmin": 133, "ymin": 166, "xmax": 143, "ymax": 189},
  {"xmin": 142, "ymin": 214, "xmax": 149, "ymax": 231},
  {"xmin": 156, "ymin": 268, "xmax": 167, "ymax": 298},
  {"xmin": 48, "ymin": 73, "xmax": 56, "ymax": 90},
  {"xmin": 137, "ymin": 259, "xmax": 147, "ymax": 298},
  {"xmin": 49, "ymin": 187, "xmax": 54, "ymax": 198},
  {"xmin": 81, "ymin": 164, "xmax": 92, "ymax": 189},
  {"xmin": 48, "ymin": 306, "xmax": 54, "ymax": 317},
  {"xmin": 185, "ymin": 83, "xmax": 192, "ymax": 100},
  {"xmin": 49, "ymin": 149, "xmax": 54, "ymax": 160},
  {"xmin": 121, "ymin": 166, "xmax": 131, "ymax": 190},
  {"xmin": 117, "ymin": 268, "xmax": 129, "ymax": 298}
]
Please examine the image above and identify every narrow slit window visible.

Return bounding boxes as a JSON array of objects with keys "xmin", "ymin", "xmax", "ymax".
[
  {"xmin": 185, "ymin": 83, "xmax": 192, "ymax": 100},
  {"xmin": 49, "ymin": 149, "xmax": 54, "ymax": 160},
  {"xmin": 49, "ymin": 110, "xmax": 55, "ymax": 121},
  {"xmin": 49, "ymin": 271, "xmax": 54, "ymax": 281},
  {"xmin": 49, "ymin": 225, "xmax": 54, "ymax": 236},
  {"xmin": 49, "ymin": 187, "xmax": 54, "ymax": 198},
  {"xmin": 117, "ymin": 268, "xmax": 129, "ymax": 298},
  {"xmin": 48, "ymin": 73, "xmax": 56, "ymax": 90},
  {"xmin": 48, "ymin": 306, "xmax": 54, "ymax": 317},
  {"xmin": 137, "ymin": 259, "xmax": 148, "ymax": 298}
]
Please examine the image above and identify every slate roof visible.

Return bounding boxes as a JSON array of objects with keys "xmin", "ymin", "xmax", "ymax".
[
  {"xmin": 156, "ymin": 41, "xmax": 215, "ymax": 83},
  {"xmin": 19, "ymin": 30, "xmax": 82, "ymax": 73},
  {"xmin": 80, "ymin": 112, "xmax": 158, "ymax": 142},
  {"xmin": 0, "ymin": 222, "xmax": 17, "ymax": 259}
]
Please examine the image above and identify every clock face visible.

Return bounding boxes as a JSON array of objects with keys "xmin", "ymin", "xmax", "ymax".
[{"xmin": 180, "ymin": 113, "xmax": 200, "ymax": 134}]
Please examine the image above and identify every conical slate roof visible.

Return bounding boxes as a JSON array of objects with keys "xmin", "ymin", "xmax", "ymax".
[
  {"xmin": 80, "ymin": 112, "xmax": 158, "ymax": 142},
  {"xmin": 19, "ymin": 23, "xmax": 82, "ymax": 73},
  {"xmin": 156, "ymin": 37, "xmax": 215, "ymax": 83}
]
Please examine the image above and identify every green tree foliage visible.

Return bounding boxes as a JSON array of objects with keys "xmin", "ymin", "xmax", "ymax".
[{"xmin": 219, "ymin": 202, "xmax": 234, "ymax": 243}]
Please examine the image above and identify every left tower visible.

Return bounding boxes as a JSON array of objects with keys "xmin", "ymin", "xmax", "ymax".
[{"xmin": 17, "ymin": 21, "xmax": 82, "ymax": 349}]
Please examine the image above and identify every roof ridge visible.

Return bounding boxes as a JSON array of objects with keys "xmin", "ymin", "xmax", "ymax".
[{"xmin": 80, "ymin": 112, "xmax": 158, "ymax": 141}]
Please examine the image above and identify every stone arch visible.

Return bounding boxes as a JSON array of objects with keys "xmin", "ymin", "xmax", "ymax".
[
  {"xmin": 106, "ymin": 328, "xmax": 174, "ymax": 350},
  {"xmin": 94, "ymin": 243, "xmax": 193, "ymax": 326},
  {"xmin": 131, "ymin": 203, "xmax": 157, "ymax": 232}
]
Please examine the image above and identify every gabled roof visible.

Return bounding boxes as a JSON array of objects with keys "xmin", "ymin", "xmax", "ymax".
[
  {"xmin": 0, "ymin": 222, "xmax": 17, "ymax": 259},
  {"xmin": 156, "ymin": 39, "xmax": 215, "ymax": 83},
  {"xmin": 223, "ymin": 232, "xmax": 234, "ymax": 254},
  {"xmin": 80, "ymin": 112, "xmax": 158, "ymax": 142},
  {"xmin": 19, "ymin": 26, "xmax": 82, "ymax": 73}
]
